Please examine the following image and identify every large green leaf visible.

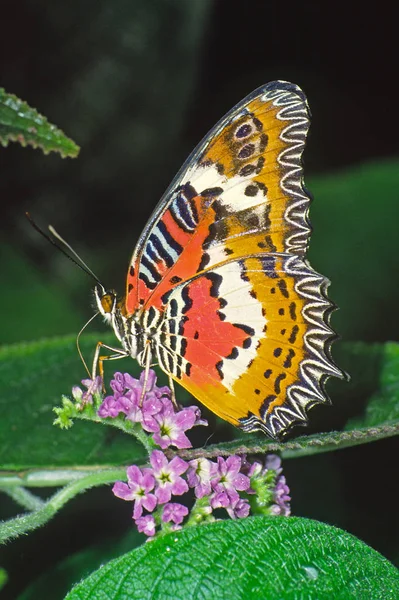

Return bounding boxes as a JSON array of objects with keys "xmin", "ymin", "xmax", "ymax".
[
  {"xmin": 66, "ymin": 516, "xmax": 399, "ymax": 599},
  {"xmin": 0, "ymin": 88, "xmax": 79, "ymax": 157},
  {"xmin": 0, "ymin": 334, "xmax": 146, "ymax": 470}
]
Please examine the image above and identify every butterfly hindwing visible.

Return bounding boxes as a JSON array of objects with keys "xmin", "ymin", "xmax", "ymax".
[{"xmin": 152, "ymin": 253, "xmax": 341, "ymax": 438}]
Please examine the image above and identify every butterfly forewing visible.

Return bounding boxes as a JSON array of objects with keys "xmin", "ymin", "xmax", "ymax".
[
  {"xmin": 126, "ymin": 81, "xmax": 311, "ymax": 311},
  {"xmin": 123, "ymin": 80, "xmax": 344, "ymax": 438}
]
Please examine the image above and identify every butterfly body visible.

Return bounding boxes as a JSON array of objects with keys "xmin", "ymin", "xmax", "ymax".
[{"xmin": 96, "ymin": 81, "xmax": 344, "ymax": 439}]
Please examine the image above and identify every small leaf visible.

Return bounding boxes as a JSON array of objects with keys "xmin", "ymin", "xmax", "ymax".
[
  {"xmin": 66, "ymin": 516, "xmax": 399, "ymax": 599},
  {"xmin": 0, "ymin": 88, "xmax": 79, "ymax": 157}
]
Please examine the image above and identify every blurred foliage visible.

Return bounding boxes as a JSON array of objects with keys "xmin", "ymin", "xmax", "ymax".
[{"xmin": 309, "ymin": 159, "xmax": 399, "ymax": 342}]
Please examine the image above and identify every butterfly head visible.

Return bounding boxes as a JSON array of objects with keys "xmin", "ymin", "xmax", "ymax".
[
  {"xmin": 94, "ymin": 285, "xmax": 118, "ymax": 325},
  {"xmin": 93, "ymin": 285, "xmax": 143, "ymax": 360}
]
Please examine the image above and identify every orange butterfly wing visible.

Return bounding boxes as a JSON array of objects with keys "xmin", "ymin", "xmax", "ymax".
[{"xmin": 123, "ymin": 81, "xmax": 344, "ymax": 438}]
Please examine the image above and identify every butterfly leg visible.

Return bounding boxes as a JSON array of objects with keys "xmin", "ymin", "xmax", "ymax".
[
  {"xmin": 92, "ymin": 341, "xmax": 129, "ymax": 390},
  {"xmin": 168, "ymin": 375, "xmax": 179, "ymax": 409},
  {"xmin": 139, "ymin": 341, "xmax": 153, "ymax": 405}
]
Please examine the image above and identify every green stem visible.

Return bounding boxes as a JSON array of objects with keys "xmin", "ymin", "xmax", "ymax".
[
  {"xmin": 3, "ymin": 486, "xmax": 44, "ymax": 511},
  {"xmin": 0, "ymin": 467, "xmax": 126, "ymax": 544}
]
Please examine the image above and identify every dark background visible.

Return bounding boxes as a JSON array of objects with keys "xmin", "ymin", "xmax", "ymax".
[{"xmin": 1, "ymin": 0, "xmax": 398, "ymax": 597}]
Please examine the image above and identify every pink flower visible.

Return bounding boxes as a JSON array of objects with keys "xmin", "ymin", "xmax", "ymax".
[
  {"xmin": 112, "ymin": 465, "xmax": 157, "ymax": 519},
  {"xmin": 227, "ymin": 497, "xmax": 251, "ymax": 520},
  {"xmin": 97, "ymin": 394, "xmax": 125, "ymax": 418},
  {"xmin": 97, "ymin": 370, "xmax": 169, "ymax": 426},
  {"xmin": 135, "ymin": 514, "xmax": 156, "ymax": 537},
  {"xmin": 74, "ymin": 376, "xmax": 102, "ymax": 405},
  {"xmin": 162, "ymin": 503, "xmax": 189, "ymax": 525},
  {"xmin": 211, "ymin": 456, "xmax": 250, "ymax": 505},
  {"xmin": 150, "ymin": 450, "xmax": 189, "ymax": 503},
  {"xmin": 151, "ymin": 399, "xmax": 198, "ymax": 449},
  {"xmin": 187, "ymin": 457, "xmax": 218, "ymax": 498},
  {"xmin": 272, "ymin": 475, "xmax": 291, "ymax": 516}
]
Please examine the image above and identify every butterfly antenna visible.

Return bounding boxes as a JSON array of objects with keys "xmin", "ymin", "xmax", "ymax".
[
  {"xmin": 25, "ymin": 212, "xmax": 103, "ymax": 286},
  {"xmin": 76, "ymin": 312, "xmax": 100, "ymax": 378}
]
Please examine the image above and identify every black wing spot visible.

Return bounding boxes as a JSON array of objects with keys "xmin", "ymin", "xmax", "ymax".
[
  {"xmin": 216, "ymin": 360, "xmax": 224, "ymax": 380},
  {"xmin": 277, "ymin": 279, "xmax": 289, "ymax": 298},
  {"xmin": 264, "ymin": 369, "xmax": 272, "ymax": 379},
  {"xmin": 283, "ymin": 349, "xmax": 296, "ymax": 368},
  {"xmin": 235, "ymin": 123, "xmax": 253, "ymax": 139},
  {"xmin": 129, "ymin": 266, "xmax": 135, "ymax": 277},
  {"xmin": 234, "ymin": 323, "xmax": 255, "ymax": 337},
  {"xmin": 238, "ymin": 143, "xmax": 255, "ymax": 160},
  {"xmin": 181, "ymin": 287, "xmax": 193, "ymax": 314},
  {"xmin": 289, "ymin": 325, "xmax": 299, "ymax": 344},
  {"xmin": 239, "ymin": 164, "xmax": 256, "ymax": 177},
  {"xmin": 245, "ymin": 184, "xmax": 258, "ymax": 197},
  {"xmin": 226, "ymin": 347, "xmax": 239, "ymax": 360},
  {"xmin": 274, "ymin": 373, "xmax": 287, "ymax": 395},
  {"xmin": 180, "ymin": 338, "xmax": 187, "ymax": 356},
  {"xmin": 255, "ymin": 157, "xmax": 265, "ymax": 174},
  {"xmin": 253, "ymin": 117, "xmax": 263, "ymax": 131},
  {"xmin": 259, "ymin": 133, "xmax": 269, "ymax": 152},
  {"xmin": 169, "ymin": 298, "xmax": 178, "ymax": 318},
  {"xmin": 265, "ymin": 235, "xmax": 277, "ymax": 252},
  {"xmin": 198, "ymin": 252, "xmax": 210, "ymax": 271},
  {"xmin": 205, "ymin": 272, "xmax": 223, "ymax": 297},
  {"xmin": 201, "ymin": 187, "xmax": 224, "ymax": 197},
  {"xmin": 254, "ymin": 388, "xmax": 260, "ymax": 395},
  {"xmin": 170, "ymin": 275, "xmax": 182, "ymax": 285},
  {"xmin": 194, "ymin": 330, "xmax": 199, "ymax": 339},
  {"xmin": 273, "ymin": 347, "xmax": 282, "ymax": 358},
  {"xmin": 289, "ymin": 302, "xmax": 297, "ymax": 321}
]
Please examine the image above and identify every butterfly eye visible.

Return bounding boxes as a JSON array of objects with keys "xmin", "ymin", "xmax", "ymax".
[{"xmin": 100, "ymin": 293, "xmax": 115, "ymax": 314}]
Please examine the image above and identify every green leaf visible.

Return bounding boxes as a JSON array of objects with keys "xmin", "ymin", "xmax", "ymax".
[
  {"xmin": 66, "ymin": 516, "xmax": 399, "ymax": 600},
  {"xmin": 0, "ymin": 334, "xmax": 147, "ymax": 470},
  {"xmin": 0, "ymin": 88, "xmax": 79, "ymax": 157}
]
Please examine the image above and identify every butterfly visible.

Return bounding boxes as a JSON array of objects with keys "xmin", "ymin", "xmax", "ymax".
[{"xmin": 94, "ymin": 80, "xmax": 344, "ymax": 439}]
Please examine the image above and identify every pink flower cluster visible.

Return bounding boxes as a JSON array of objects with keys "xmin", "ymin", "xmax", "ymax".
[
  {"xmin": 96, "ymin": 370, "xmax": 206, "ymax": 449},
  {"xmin": 72, "ymin": 370, "xmax": 291, "ymax": 538},
  {"xmin": 113, "ymin": 452, "xmax": 254, "ymax": 536}
]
